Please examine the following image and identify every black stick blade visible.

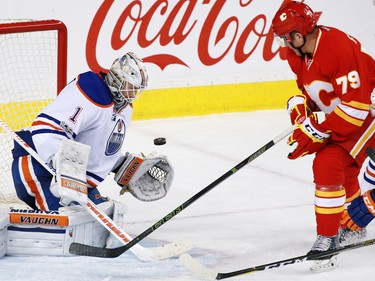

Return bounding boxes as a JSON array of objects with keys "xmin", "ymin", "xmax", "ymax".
[{"xmin": 69, "ymin": 242, "xmax": 124, "ymax": 258}]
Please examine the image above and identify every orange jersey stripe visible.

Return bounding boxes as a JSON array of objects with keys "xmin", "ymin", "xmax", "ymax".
[
  {"xmin": 87, "ymin": 179, "xmax": 97, "ymax": 187},
  {"xmin": 21, "ymin": 156, "xmax": 47, "ymax": 211},
  {"xmin": 32, "ymin": 120, "xmax": 63, "ymax": 131},
  {"xmin": 366, "ymin": 166, "xmax": 375, "ymax": 178}
]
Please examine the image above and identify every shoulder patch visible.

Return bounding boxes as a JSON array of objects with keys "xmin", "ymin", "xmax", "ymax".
[{"xmin": 77, "ymin": 71, "xmax": 113, "ymax": 107}]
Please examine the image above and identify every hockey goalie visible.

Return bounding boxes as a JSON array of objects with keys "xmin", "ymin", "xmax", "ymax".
[{"xmin": 0, "ymin": 52, "xmax": 174, "ymax": 257}]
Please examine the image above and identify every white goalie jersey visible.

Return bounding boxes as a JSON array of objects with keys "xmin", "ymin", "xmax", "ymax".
[{"xmin": 31, "ymin": 71, "xmax": 132, "ymax": 187}]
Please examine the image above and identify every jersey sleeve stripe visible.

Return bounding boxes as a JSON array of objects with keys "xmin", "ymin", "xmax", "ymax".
[
  {"xmin": 36, "ymin": 113, "xmax": 63, "ymax": 125},
  {"xmin": 32, "ymin": 129, "xmax": 68, "ymax": 138},
  {"xmin": 87, "ymin": 179, "xmax": 97, "ymax": 188},
  {"xmin": 32, "ymin": 120, "xmax": 64, "ymax": 132},
  {"xmin": 86, "ymin": 171, "xmax": 104, "ymax": 187},
  {"xmin": 32, "ymin": 113, "xmax": 77, "ymax": 139},
  {"xmin": 364, "ymin": 173, "xmax": 375, "ymax": 185},
  {"xmin": 87, "ymin": 171, "xmax": 104, "ymax": 182}
]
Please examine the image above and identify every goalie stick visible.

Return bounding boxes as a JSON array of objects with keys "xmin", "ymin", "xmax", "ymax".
[
  {"xmin": 69, "ymin": 124, "xmax": 296, "ymax": 258},
  {"xmin": 179, "ymin": 238, "xmax": 375, "ymax": 280},
  {"xmin": 0, "ymin": 119, "xmax": 192, "ymax": 261}
]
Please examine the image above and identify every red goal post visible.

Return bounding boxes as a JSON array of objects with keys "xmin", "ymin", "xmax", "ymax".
[{"xmin": 0, "ymin": 19, "xmax": 67, "ymax": 204}]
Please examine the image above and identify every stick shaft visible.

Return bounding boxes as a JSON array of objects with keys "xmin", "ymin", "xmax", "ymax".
[
  {"xmin": 106, "ymin": 125, "xmax": 296, "ymax": 257},
  {"xmin": 179, "ymin": 237, "xmax": 375, "ymax": 280},
  {"xmin": 217, "ymin": 238, "xmax": 375, "ymax": 279}
]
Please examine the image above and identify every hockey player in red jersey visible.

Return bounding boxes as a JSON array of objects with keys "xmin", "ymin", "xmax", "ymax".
[{"xmin": 272, "ymin": 0, "xmax": 375, "ymax": 272}]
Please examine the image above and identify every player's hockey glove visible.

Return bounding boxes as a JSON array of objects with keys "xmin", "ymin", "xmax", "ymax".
[
  {"xmin": 287, "ymin": 95, "xmax": 311, "ymax": 125},
  {"xmin": 287, "ymin": 115, "xmax": 330, "ymax": 160},
  {"xmin": 341, "ymin": 190, "xmax": 375, "ymax": 230}
]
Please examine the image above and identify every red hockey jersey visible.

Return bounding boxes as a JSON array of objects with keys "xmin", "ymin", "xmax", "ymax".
[{"xmin": 287, "ymin": 26, "xmax": 375, "ymax": 161}]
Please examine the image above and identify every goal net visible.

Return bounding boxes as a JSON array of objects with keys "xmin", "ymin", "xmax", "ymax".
[{"xmin": 0, "ymin": 19, "xmax": 67, "ymax": 204}]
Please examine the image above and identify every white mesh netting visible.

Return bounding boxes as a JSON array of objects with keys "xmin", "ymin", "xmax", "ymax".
[{"xmin": 0, "ymin": 20, "xmax": 62, "ymax": 204}]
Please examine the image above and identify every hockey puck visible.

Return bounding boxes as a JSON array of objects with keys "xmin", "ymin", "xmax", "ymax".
[{"xmin": 154, "ymin": 137, "xmax": 167, "ymax": 146}]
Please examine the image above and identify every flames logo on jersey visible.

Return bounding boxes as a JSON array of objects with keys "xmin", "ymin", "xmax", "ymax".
[{"xmin": 105, "ymin": 119, "xmax": 126, "ymax": 155}]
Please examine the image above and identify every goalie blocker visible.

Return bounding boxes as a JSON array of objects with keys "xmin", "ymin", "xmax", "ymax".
[{"xmin": 0, "ymin": 199, "xmax": 127, "ymax": 257}]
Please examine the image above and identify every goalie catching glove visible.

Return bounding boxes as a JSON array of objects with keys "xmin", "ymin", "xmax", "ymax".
[{"xmin": 114, "ymin": 152, "xmax": 174, "ymax": 202}]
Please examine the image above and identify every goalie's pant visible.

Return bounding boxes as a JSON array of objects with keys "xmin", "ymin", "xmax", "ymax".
[
  {"xmin": 313, "ymin": 144, "xmax": 363, "ymax": 236},
  {"xmin": 11, "ymin": 131, "xmax": 105, "ymax": 211}
]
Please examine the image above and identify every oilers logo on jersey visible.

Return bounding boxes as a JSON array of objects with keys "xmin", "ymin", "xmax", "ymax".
[{"xmin": 106, "ymin": 119, "xmax": 126, "ymax": 156}]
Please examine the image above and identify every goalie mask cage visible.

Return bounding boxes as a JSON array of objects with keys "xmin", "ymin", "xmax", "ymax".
[{"xmin": 0, "ymin": 19, "xmax": 67, "ymax": 204}]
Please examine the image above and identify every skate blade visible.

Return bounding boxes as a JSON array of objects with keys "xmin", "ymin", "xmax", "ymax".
[{"xmin": 310, "ymin": 255, "xmax": 339, "ymax": 273}]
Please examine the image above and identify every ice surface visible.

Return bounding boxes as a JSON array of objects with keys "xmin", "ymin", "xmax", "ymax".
[{"xmin": 1, "ymin": 110, "xmax": 374, "ymax": 281}]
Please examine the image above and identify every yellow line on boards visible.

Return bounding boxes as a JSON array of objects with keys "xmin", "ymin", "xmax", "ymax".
[
  {"xmin": 0, "ymin": 80, "xmax": 299, "ymax": 129},
  {"xmin": 133, "ymin": 80, "xmax": 298, "ymax": 120}
]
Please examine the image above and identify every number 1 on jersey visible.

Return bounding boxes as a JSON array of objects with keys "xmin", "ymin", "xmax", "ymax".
[{"xmin": 69, "ymin": 106, "xmax": 83, "ymax": 123}]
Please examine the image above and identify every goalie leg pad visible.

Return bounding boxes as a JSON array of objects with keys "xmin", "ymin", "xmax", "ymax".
[
  {"xmin": 0, "ymin": 208, "xmax": 10, "ymax": 258},
  {"xmin": 6, "ymin": 201, "xmax": 114, "ymax": 256}
]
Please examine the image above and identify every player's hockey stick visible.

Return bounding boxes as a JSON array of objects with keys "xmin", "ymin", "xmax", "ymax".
[
  {"xmin": 0, "ymin": 119, "xmax": 192, "ymax": 261},
  {"xmin": 180, "ymin": 238, "xmax": 375, "ymax": 280},
  {"xmin": 69, "ymin": 124, "xmax": 296, "ymax": 258}
]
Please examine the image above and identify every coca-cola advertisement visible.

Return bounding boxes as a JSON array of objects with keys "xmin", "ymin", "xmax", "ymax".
[{"xmin": 1, "ymin": 0, "xmax": 374, "ymax": 89}]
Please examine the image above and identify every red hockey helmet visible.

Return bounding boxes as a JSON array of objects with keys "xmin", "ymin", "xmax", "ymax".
[{"xmin": 271, "ymin": 1, "xmax": 316, "ymax": 46}]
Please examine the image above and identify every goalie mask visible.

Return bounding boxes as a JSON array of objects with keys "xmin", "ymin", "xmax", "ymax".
[{"xmin": 105, "ymin": 52, "xmax": 148, "ymax": 110}]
